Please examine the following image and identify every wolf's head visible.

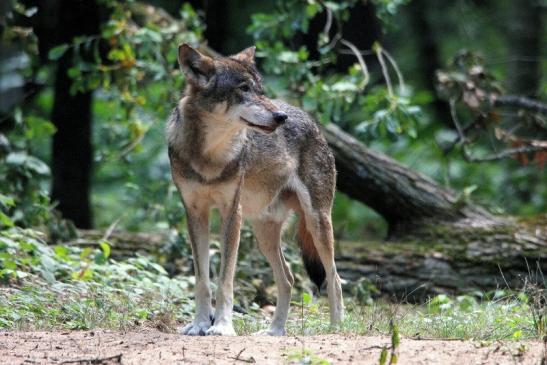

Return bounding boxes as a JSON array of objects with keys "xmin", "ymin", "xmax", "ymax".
[{"xmin": 178, "ymin": 44, "xmax": 287, "ymax": 134}]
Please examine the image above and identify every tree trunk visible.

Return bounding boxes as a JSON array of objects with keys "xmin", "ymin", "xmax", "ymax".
[
  {"xmin": 321, "ymin": 123, "xmax": 546, "ymax": 299},
  {"xmin": 73, "ymin": 124, "xmax": 546, "ymax": 300},
  {"xmin": 335, "ymin": 219, "xmax": 547, "ymax": 302},
  {"xmin": 187, "ymin": 0, "xmax": 229, "ymax": 54},
  {"xmin": 407, "ymin": 0, "xmax": 452, "ymax": 126},
  {"xmin": 322, "ymin": 124, "xmax": 496, "ymax": 234},
  {"xmin": 506, "ymin": 0, "xmax": 543, "ymax": 98},
  {"xmin": 50, "ymin": 0, "xmax": 101, "ymax": 228}
]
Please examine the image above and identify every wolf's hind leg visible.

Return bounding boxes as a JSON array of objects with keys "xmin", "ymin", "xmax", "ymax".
[
  {"xmin": 181, "ymin": 204, "xmax": 213, "ymax": 336},
  {"xmin": 307, "ymin": 210, "xmax": 343, "ymax": 325},
  {"xmin": 295, "ymin": 185, "xmax": 344, "ymax": 326},
  {"xmin": 251, "ymin": 219, "xmax": 293, "ymax": 336}
]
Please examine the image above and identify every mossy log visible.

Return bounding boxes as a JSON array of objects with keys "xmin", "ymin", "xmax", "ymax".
[
  {"xmin": 75, "ymin": 124, "xmax": 545, "ymax": 301},
  {"xmin": 336, "ymin": 217, "xmax": 546, "ymax": 302},
  {"xmin": 76, "ymin": 220, "xmax": 546, "ymax": 302},
  {"xmin": 73, "ymin": 229, "xmax": 174, "ymax": 257},
  {"xmin": 322, "ymin": 123, "xmax": 546, "ymax": 300},
  {"xmin": 321, "ymin": 123, "xmax": 496, "ymax": 234}
]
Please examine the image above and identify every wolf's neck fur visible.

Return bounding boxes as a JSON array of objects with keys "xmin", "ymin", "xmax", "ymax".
[
  {"xmin": 176, "ymin": 98, "xmax": 247, "ymax": 179},
  {"xmin": 200, "ymin": 115, "xmax": 247, "ymax": 164}
]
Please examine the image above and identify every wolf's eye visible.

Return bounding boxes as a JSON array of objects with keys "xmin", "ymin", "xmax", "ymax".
[{"xmin": 238, "ymin": 84, "xmax": 250, "ymax": 92}]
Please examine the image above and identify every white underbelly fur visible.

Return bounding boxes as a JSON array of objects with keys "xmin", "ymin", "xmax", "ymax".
[{"xmin": 241, "ymin": 186, "xmax": 291, "ymax": 222}]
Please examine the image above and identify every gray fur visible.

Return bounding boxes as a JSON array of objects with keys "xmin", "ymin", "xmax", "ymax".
[{"xmin": 168, "ymin": 44, "xmax": 343, "ymax": 336}]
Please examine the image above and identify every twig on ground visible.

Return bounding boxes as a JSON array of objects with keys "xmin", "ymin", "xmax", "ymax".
[
  {"xmin": 60, "ymin": 353, "xmax": 122, "ymax": 365},
  {"xmin": 229, "ymin": 348, "xmax": 256, "ymax": 363}
]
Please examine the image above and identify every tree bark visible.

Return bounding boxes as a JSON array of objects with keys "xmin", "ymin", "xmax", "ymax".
[
  {"xmin": 336, "ymin": 219, "xmax": 547, "ymax": 302},
  {"xmin": 506, "ymin": 0, "xmax": 543, "ymax": 98},
  {"xmin": 50, "ymin": 0, "xmax": 101, "ymax": 228},
  {"xmin": 74, "ymin": 124, "xmax": 546, "ymax": 300},
  {"xmin": 186, "ymin": 0, "xmax": 229, "ymax": 54},
  {"xmin": 321, "ymin": 123, "xmax": 546, "ymax": 300},
  {"xmin": 407, "ymin": 0, "xmax": 452, "ymax": 126},
  {"xmin": 322, "ymin": 123, "xmax": 496, "ymax": 235}
]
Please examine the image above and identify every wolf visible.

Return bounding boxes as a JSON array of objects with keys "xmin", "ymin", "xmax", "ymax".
[{"xmin": 166, "ymin": 44, "xmax": 344, "ymax": 336}]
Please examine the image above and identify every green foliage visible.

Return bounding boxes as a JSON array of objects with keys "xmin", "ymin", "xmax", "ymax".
[
  {"xmin": 22, "ymin": 2, "xmax": 207, "ymax": 231},
  {"xmin": 0, "ymin": 227, "xmax": 192, "ymax": 330},
  {"xmin": 0, "ymin": 227, "xmax": 543, "ymax": 340},
  {"xmin": 0, "ymin": 109, "xmax": 57, "ymax": 229},
  {"xmin": 1, "ymin": 0, "xmax": 546, "ymax": 341},
  {"xmin": 378, "ymin": 347, "xmax": 388, "ymax": 365},
  {"xmin": 248, "ymin": 0, "xmax": 422, "ymax": 141},
  {"xmin": 287, "ymin": 348, "xmax": 331, "ymax": 365},
  {"xmin": 4, "ymin": 0, "xmax": 544, "ymax": 237},
  {"xmin": 371, "ymin": 0, "xmax": 411, "ymax": 26},
  {"xmin": 389, "ymin": 320, "xmax": 400, "ymax": 364}
]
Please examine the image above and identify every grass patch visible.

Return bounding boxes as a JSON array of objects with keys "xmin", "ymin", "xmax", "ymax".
[
  {"xmin": 1, "ymin": 227, "xmax": 545, "ymax": 341},
  {"xmin": 0, "ymin": 227, "xmax": 193, "ymax": 331},
  {"xmin": 234, "ymin": 292, "xmax": 544, "ymax": 341}
]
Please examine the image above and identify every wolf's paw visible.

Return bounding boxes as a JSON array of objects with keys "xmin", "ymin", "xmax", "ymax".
[
  {"xmin": 205, "ymin": 322, "xmax": 236, "ymax": 336},
  {"xmin": 180, "ymin": 320, "xmax": 211, "ymax": 336},
  {"xmin": 254, "ymin": 327, "xmax": 285, "ymax": 336}
]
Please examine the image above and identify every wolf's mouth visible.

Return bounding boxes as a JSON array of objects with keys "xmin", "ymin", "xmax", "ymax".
[{"xmin": 240, "ymin": 117, "xmax": 276, "ymax": 133}]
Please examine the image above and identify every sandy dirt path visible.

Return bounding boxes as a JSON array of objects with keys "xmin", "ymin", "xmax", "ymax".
[{"xmin": 0, "ymin": 330, "xmax": 545, "ymax": 364}]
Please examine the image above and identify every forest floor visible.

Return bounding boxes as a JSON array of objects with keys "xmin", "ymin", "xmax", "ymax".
[{"xmin": 1, "ymin": 329, "xmax": 545, "ymax": 365}]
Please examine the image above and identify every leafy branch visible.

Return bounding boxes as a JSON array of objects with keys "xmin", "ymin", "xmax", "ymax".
[{"xmin": 437, "ymin": 51, "xmax": 547, "ymax": 166}]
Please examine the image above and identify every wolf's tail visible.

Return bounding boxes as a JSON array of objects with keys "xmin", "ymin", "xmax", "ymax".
[{"xmin": 297, "ymin": 216, "xmax": 326, "ymax": 289}]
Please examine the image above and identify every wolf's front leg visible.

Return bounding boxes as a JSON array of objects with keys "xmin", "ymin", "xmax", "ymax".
[
  {"xmin": 181, "ymin": 206, "xmax": 213, "ymax": 336},
  {"xmin": 206, "ymin": 200, "xmax": 242, "ymax": 336}
]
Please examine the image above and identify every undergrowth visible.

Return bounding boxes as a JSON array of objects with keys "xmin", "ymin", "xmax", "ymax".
[
  {"xmin": 1, "ymin": 227, "xmax": 545, "ymax": 341},
  {"xmin": 0, "ymin": 227, "xmax": 193, "ymax": 330},
  {"xmin": 234, "ymin": 292, "xmax": 543, "ymax": 341}
]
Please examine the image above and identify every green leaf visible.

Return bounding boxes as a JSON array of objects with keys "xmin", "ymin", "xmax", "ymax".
[
  {"xmin": 331, "ymin": 80, "xmax": 359, "ymax": 92},
  {"xmin": 385, "ymin": 115, "xmax": 402, "ymax": 134},
  {"xmin": 0, "ymin": 194, "xmax": 15, "ymax": 208},
  {"xmin": 48, "ymin": 44, "xmax": 70, "ymax": 61},
  {"xmin": 379, "ymin": 347, "xmax": 388, "ymax": 365},
  {"xmin": 0, "ymin": 212, "xmax": 14, "ymax": 228},
  {"xmin": 25, "ymin": 116, "xmax": 57, "ymax": 139},
  {"xmin": 512, "ymin": 330, "xmax": 523, "ymax": 340},
  {"xmin": 67, "ymin": 67, "xmax": 81, "ymax": 78},
  {"xmin": 277, "ymin": 51, "xmax": 299, "ymax": 63},
  {"xmin": 463, "ymin": 185, "xmax": 478, "ymax": 197},
  {"xmin": 407, "ymin": 127, "xmax": 417, "ymax": 139},
  {"xmin": 305, "ymin": 3, "xmax": 320, "ymax": 17},
  {"xmin": 99, "ymin": 241, "xmax": 111, "ymax": 259},
  {"xmin": 40, "ymin": 255, "xmax": 56, "ymax": 273},
  {"xmin": 25, "ymin": 156, "xmax": 50, "ymax": 175},
  {"xmin": 54, "ymin": 246, "xmax": 69, "ymax": 260},
  {"xmin": 302, "ymin": 292, "xmax": 312, "ymax": 306},
  {"xmin": 80, "ymin": 247, "xmax": 93, "ymax": 260},
  {"xmin": 6, "ymin": 152, "xmax": 27, "ymax": 166}
]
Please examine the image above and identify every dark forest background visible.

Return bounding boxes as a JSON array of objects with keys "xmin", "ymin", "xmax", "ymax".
[{"xmin": 1, "ymin": 0, "xmax": 546, "ymax": 301}]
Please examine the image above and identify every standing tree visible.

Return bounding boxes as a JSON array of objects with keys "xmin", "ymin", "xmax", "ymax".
[
  {"xmin": 46, "ymin": 0, "xmax": 101, "ymax": 228},
  {"xmin": 506, "ymin": 0, "xmax": 543, "ymax": 98}
]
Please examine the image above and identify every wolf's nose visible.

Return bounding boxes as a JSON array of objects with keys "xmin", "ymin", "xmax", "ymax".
[{"xmin": 273, "ymin": 111, "xmax": 288, "ymax": 124}]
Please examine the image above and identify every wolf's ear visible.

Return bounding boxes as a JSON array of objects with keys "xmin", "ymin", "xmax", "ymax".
[
  {"xmin": 232, "ymin": 46, "xmax": 256, "ymax": 64},
  {"xmin": 178, "ymin": 44, "xmax": 215, "ymax": 87}
]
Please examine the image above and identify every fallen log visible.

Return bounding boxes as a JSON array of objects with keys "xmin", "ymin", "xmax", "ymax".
[
  {"xmin": 321, "ymin": 123, "xmax": 546, "ymax": 300},
  {"xmin": 74, "ymin": 123, "xmax": 546, "ymax": 301}
]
